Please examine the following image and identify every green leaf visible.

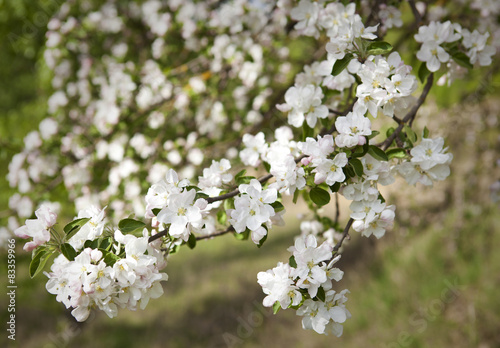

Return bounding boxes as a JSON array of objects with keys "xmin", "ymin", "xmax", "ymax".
[
  {"xmin": 451, "ymin": 51, "xmax": 473, "ymax": 69},
  {"xmin": 234, "ymin": 229, "xmax": 250, "ymax": 241},
  {"xmin": 118, "ymin": 218, "xmax": 146, "ymax": 234},
  {"xmin": 350, "ymin": 158, "xmax": 364, "ymax": 177},
  {"xmin": 187, "ymin": 232, "xmax": 197, "ymax": 249},
  {"xmin": 271, "ymin": 201, "xmax": 285, "ymax": 212},
  {"xmin": 273, "ymin": 301, "xmax": 281, "ymax": 315},
  {"xmin": 224, "ymin": 198, "xmax": 234, "ymax": 211},
  {"xmin": 169, "ymin": 244, "xmax": 181, "ymax": 255},
  {"xmin": 257, "ymin": 232, "xmax": 268, "ymax": 248},
  {"xmin": 331, "ymin": 53, "xmax": 354, "ymax": 76},
  {"xmin": 195, "ymin": 192, "xmax": 209, "ymax": 200},
  {"xmin": 289, "ymin": 255, "xmax": 297, "ymax": 268},
  {"xmin": 302, "ymin": 123, "xmax": 314, "ymax": 141},
  {"xmin": 315, "ymin": 286, "xmax": 326, "ymax": 302},
  {"xmin": 329, "ymin": 182, "xmax": 341, "ymax": 193},
  {"xmin": 234, "ymin": 169, "xmax": 246, "ymax": 182},
  {"xmin": 378, "ymin": 192, "xmax": 386, "ymax": 203},
  {"xmin": 263, "ymin": 161, "xmax": 271, "ymax": 172},
  {"xmin": 386, "ymin": 127, "xmax": 395, "ymax": 138},
  {"xmin": 186, "ymin": 185, "xmax": 201, "ymax": 192},
  {"xmin": 386, "ymin": 148, "xmax": 407, "ymax": 159},
  {"xmin": 236, "ymin": 175, "xmax": 253, "ymax": 185},
  {"xmin": 101, "ymin": 249, "xmax": 120, "ymax": 266},
  {"xmin": 29, "ymin": 248, "xmax": 52, "ymax": 278},
  {"xmin": 404, "ymin": 125, "xmax": 417, "ymax": 144},
  {"xmin": 368, "ymin": 145, "xmax": 389, "ymax": 162},
  {"xmin": 152, "ymin": 208, "xmax": 161, "ymax": 216},
  {"xmin": 293, "ymin": 188, "xmax": 300, "ymax": 204},
  {"xmin": 99, "ymin": 237, "xmax": 113, "ymax": 251},
  {"xmin": 310, "ymin": 187, "xmax": 331, "ymax": 207},
  {"xmin": 84, "ymin": 239, "xmax": 99, "ymax": 249},
  {"xmin": 63, "ymin": 218, "xmax": 91, "ymax": 239},
  {"xmin": 351, "ymin": 142, "xmax": 370, "ymax": 158},
  {"xmin": 418, "ymin": 62, "xmax": 431, "ymax": 83},
  {"xmin": 343, "ymin": 165, "xmax": 355, "ymax": 179},
  {"xmin": 423, "ymin": 126, "xmax": 430, "ymax": 139},
  {"xmin": 217, "ymin": 209, "xmax": 227, "ymax": 225},
  {"xmin": 367, "ymin": 41, "xmax": 393, "ymax": 55},
  {"xmin": 367, "ymin": 130, "xmax": 380, "ymax": 140},
  {"xmin": 60, "ymin": 243, "xmax": 77, "ymax": 261}
]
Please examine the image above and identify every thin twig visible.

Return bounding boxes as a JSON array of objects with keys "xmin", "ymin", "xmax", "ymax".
[
  {"xmin": 333, "ymin": 218, "xmax": 353, "ymax": 253},
  {"xmin": 334, "ymin": 193, "xmax": 340, "ymax": 226},
  {"xmin": 196, "ymin": 226, "xmax": 234, "ymax": 241},
  {"xmin": 408, "ymin": 0, "xmax": 423, "ymax": 26}
]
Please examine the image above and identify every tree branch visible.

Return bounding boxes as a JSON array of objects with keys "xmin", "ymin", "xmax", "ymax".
[
  {"xmin": 333, "ymin": 218, "xmax": 353, "ymax": 254},
  {"xmin": 196, "ymin": 226, "xmax": 234, "ymax": 241}
]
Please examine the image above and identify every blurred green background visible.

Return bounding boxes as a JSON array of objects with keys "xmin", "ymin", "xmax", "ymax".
[{"xmin": 1, "ymin": 1, "xmax": 500, "ymax": 347}]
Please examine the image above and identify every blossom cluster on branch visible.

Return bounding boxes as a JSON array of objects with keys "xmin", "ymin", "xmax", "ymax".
[{"xmin": 7, "ymin": 0, "xmax": 498, "ymax": 336}]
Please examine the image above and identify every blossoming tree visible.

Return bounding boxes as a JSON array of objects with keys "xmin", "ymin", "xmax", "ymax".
[{"xmin": 6, "ymin": 0, "xmax": 498, "ymax": 337}]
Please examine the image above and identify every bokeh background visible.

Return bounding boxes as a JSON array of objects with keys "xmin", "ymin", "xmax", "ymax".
[{"xmin": 1, "ymin": 1, "xmax": 500, "ymax": 347}]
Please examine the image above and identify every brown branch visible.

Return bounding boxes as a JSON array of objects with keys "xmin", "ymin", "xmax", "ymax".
[
  {"xmin": 333, "ymin": 218, "xmax": 353, "ymax": 254},
  {"xmin": 408, "ymin": 0, "xmax": 423, "ymax": 26},
  {"xmin": 334, "ymin": 193, "xmax": 340, "ymax": 226},
  {"xmin": 148, "ymin": 229, "xmax": 169, "ymax": 243},
  {"xmin": 196, "ymin": 226, "xmax": 234, "ymax": 241}
]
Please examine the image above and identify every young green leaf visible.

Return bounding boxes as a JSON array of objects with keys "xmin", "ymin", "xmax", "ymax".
[
  {"xmin": 118, "ymin": 218, "xmax": 146, "ymax": 234},
  {"xmin": 367, "ymin": 41, "xmax": 393, "ymax": 55},
  {"xmin": 418, "ymin": 62, "xmax": 431, "ymax": 83},
  {"xmin": 350, "ymin": 158, "xmax": 364, "ymax": 177},
  {"xmin": 315, "ymin": 286, "xmax": 326, "ymax": 302},
  {"xmin": 234, "ymin": 169, "xmax": 247, "ymax": 182},
  {"xmin": 329, "ymin": 182, "xmax": 341, "ymax": 193},
  {"xmin": 273, "ymin": 301, "xmax": 281, "ymax": 315},
  {"xmin": 236, "ymin": 175, "xmax": 253, "ymax": 185},
  {"xmin": 195, "ymin": 192, "xmax": 209, "ymax": 200},
  {"xmin": 257, "ymin": 232, "xmax": 268, "ymax": 248},
  {"xmin": 271, "ymin": 201, "xmax": 285, "ymax": 212},
  {"xmin": 310, "ymin": 187, "xmax": 331, "ymax": 206},
  {"xmin": 29, "ymin": 248, "xmax": 52, "ymax": 278},
  {"xmin": 423, "ymin": 126, "xmax": 430, "ymax": 139},
  {"xmin": 289, "ymin": 255, "xmax": 298, "ymax": 268},
  {"xmin": 404, "ymin": 125, "xmax": 417, "ymax": 143},
  {"xmin": 331, "ymin": 53, "xmax": 354, "ymax": 76},
  {"xmin": 367, "ymin": 130, "xmax": 380, "ymax": 140},
  {"xmin": 451, "ymin": 51, "xmax": 473, "ymax": 69},
  {"xmin": 63, "ymin": 218, "xmax": 91, "ymax": 239},
  {"xmin": 302, "ymin": 123, "xmax": 314, "ymax": 141},
  {"xmin": 217, "ymin": 209, "xmax": 227, "ymax": 225},
  {"xmin": 386, "ymin": 127, "xmax": 395, "ymax": 138},
  {"xmin": 99, "ymin": 237, "xmax": 113, "ymax": 251},
  {"xmin": 368, "ymin": 145, "xmax": 389, "ymax": 162},
  {"xmin": 187, "ymin": 232, "xmax": 197, "ymax": 249},
  {"xmin": 60, "ymin": 243, "xmax": 77, "ymax": 261},
  {"xmin": 386, "ymin": 148, "xmax": 407, "ymax": 159},
  {"xmin": 234, "ymin": 229, "xmax": 250, "ymax": 240},
  {"xmin": 101, "ymin": 249, "xmax": 120, "ymax": 266}
]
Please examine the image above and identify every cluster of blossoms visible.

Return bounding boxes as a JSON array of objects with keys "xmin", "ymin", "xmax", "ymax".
[
  {"xmin": 228, "ymin": 179, "xmax": 279, "ymax": 244},
  {"xmin": 258, "ymin": 234, "xmax": 349, "ymax": 335},
  {"xmin": 415, "ymin": 20, "xmax": 495, "ymax": 73},
  {"xmin": 396, "ymin": 137, "xmax": 454, "ymax": 186},
  {"xmin": 7, "ymin": 0, "xmax": 499, "ymax": 339},
  {"xmin": 15, "ymin": 205, "xmax": 168, "ymax": 322}
]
